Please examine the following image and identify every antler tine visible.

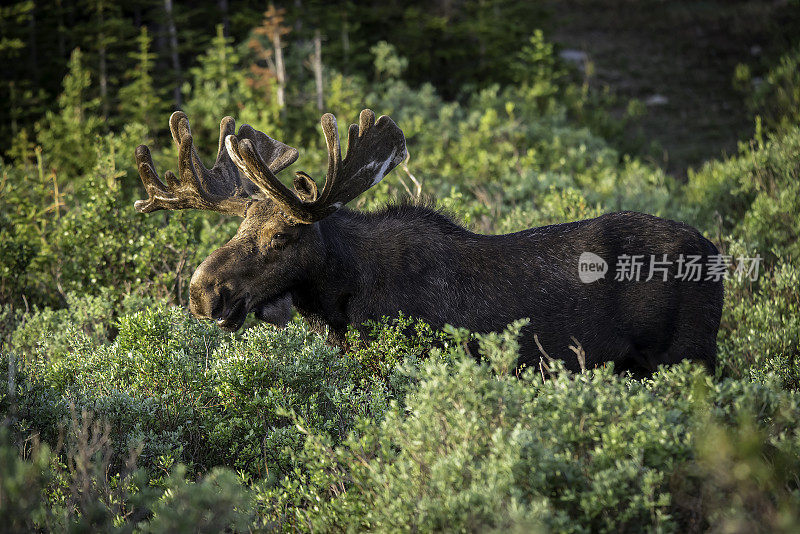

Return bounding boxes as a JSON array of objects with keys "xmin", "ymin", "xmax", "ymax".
[
  {"xmin": 133, "ymin": 112, "xmax": 251, "ymax": 216},
  {"xmin": 133, "ymin": 144, "xmax": 168, "ymax": 213},
  {"xmin": 301, "ymin": 109, "xmax": 407, "ymax": 221},
  {"xmin": 170, "ymin": 111, "xmax": 250, "ymax": 198},
  {"xmin": 315, "ymin": 112, "xmax": 342, "ymax": 208},
  {"xmin": 225, "ymin": 134, "xmax": 312, "ymax": 222}
]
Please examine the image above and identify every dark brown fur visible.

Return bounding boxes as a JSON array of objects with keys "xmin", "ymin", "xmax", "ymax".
[
  {"xmin": 190, "ymin": 202, "xmax": 723, "ymax": 375},
  {"xmin": 137, "ymin": 110, "xmax": 722, "ymax": 375}
]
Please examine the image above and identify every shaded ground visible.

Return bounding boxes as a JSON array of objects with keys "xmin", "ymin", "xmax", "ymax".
[{"xmin": 546, "ymin": 0, "xmax": 788, "ymax": 177}]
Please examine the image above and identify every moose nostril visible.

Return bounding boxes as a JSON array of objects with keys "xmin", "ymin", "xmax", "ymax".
[
  {"xmin": 209, "ymin": 296, "xmax": 225, "ymax": 318},
  {"xmin": 211, "ymin": 286, "xmax": 230, "ymax": 318}
]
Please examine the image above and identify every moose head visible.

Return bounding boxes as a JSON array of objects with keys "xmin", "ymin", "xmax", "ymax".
[{"xmin": 134, "ymin": 109, "xmax": 407, "ymax": 331}]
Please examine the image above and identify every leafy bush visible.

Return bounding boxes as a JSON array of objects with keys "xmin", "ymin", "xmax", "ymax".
[
  {"xmin": 4, "ymin": 306, "xmax": 800, "ymax": 532},
  {"xmin": 0, "ymin": 412, "xmax": 253, "ymax": 533},
  {"xmin": 736, "ymin": 45, "xmax": 800, "ymax": 133},
  {"xmin": 0, "ymin": 429, "xmax": 53, "ymax": 531},
  {"xmin": 143, "ymin": 465, "xmax": 254, "ymax": 533},
  {"xmin": 260, "ymin": 353, "xmax": 800, "ymax": 532},
  {"xmin": 9, "ymin": 291, "xmax": 155, "ymax": 363},
  {"xmin": 8, "ymin": 305, "xmax": 393, "ymax": 480},
  {"xmin": 683, "ymin": 125, "xmax": 800, "ymax": 263},
  {"xmin": 718, "ymin": 261, "xmax": 800, "ymax": 388}
]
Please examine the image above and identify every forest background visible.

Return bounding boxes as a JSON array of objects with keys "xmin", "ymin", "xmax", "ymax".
[{"xmin": 2, "ymin": 1, "xmax": 800, "ymax": 531}]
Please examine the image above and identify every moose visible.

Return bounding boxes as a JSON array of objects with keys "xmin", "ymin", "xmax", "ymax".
[{"xmin": 134, "ymin": 109, "xmax": 723, "ymax": 374}]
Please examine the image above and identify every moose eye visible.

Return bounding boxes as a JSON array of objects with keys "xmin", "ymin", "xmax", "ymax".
[{"xmin": 270, "ymin": 233, "xmax": 290, "ymax": 248}]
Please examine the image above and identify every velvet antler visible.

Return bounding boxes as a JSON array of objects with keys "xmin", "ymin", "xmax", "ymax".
[
  {"xmin": 134, "ymin": 111, "xmax": 298, "ymax": 217},
  {"xmin": 225, "ymin": 109, "xmax": 407, "ymax": 223}
]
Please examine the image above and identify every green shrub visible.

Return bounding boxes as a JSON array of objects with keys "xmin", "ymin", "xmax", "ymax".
[
  {"xmin": 0, "ymin": 152, "xmax": 60, "ymax": 308},
  {"xmin": 143, "ymin": 465, "xmax": 254, "ymax": 533},
  {"xmin": 10, "ymin": 291, "xmax": 156, "ymax": 363},
  {"xmin": 0, "ymin": 429, "xmax": 53, "ymax": 531},
  {"xmin": 346, "ymin": 314, "xmax": 446, "ymax": 386},
  {"xmin": 5, "ymin": 309, "xmax": 800, "ymax": 532},
  {"xmin": 208, "ymin": 320, "xmax": 391, "ymax": 478},
  {"xmin": 0, "ymin": 411, "xmax": 252, "ymax": 533},
  {"xmin": 261, "ymin": 349, "xmax": 800, "ymax": 533},
  {"xmin": 737, "ymin": 45, "xmax": 800, "ymax": 133},
  {"xmin": 683, "ymin": 125, "xmax": 800, "ymax": 263},
  {"xmin": 285, "ymin": 361, "xmax": 696, "ymax": 532},
  {"xmin": 718, "ymin": 261, "xmax": 800, "ymax": 388},
  {"xmin": 9, "ymin": 305, "xmax": 396, "ymax": 480}
]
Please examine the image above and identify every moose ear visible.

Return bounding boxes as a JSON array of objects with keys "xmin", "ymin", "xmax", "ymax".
[{"xmin": 293, "ymin": 171, "xmax": 319, "ymax": 202}]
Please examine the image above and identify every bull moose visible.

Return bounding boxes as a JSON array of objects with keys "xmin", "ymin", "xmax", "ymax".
[{"xmin": 134, "ymin": 109, "xmax": 723, "ymax": 374}]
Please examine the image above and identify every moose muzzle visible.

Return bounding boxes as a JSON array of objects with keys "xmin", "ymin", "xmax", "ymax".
[
  {"xmin": 187, "ymin": 251, "xmax": 248, "ymax": 330},
  {"xmin": 188, "ymin": 247, "xmax": 294, "ymax": 331}
]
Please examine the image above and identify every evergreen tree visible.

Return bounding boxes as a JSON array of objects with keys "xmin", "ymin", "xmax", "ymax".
[
  {"xmin": 118, "ymin": 26, "xmax": 167, "ymax": 133},
  {"xmin": 0, "ymin": 2, "xmax": 33, "ymax": 76},
  {"xmin": 35, "ymin": 48, "xmax": 103, "ymax": 180},
  {"xmin": 246, "ymin": 5, "xmax": 294, "ymax": 117},
  {"xmin": 0, "ymin": 2, "xmax": 38, "ymax": 146},
  {"xmin": 80, "ymin": 0, "xmax": 134, "ymax": 121},
  {"xmin": 182, "ymin": 24, "xmax": 251, "ymax": 151}
]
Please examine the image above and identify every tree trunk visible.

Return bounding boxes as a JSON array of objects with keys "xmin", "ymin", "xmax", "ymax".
[
  {"xmin": 56, "ymin": 0, "xmax": 65, "ymax": 58},
  {"xmin": 9, "ymin": 82, "xmax": 17, "ymax": 136},
  {"xmin": 273, "ymin": 31, "xmax": 285, "ymax": 110},
  {"xmin": 98, "ymin": 3, "xmax": 109, "ymax": 120},
  {"xmin": 66, "ymin": 0, "xmax": 75, "ymax": 55},
  {"xmin": 164, "ymin": 0, "xmax": 182, "ymax": 107},
  {"xmin": 313, "ymin": 30, "xmax": 323, "ymax": 111},
  {"xmin": 341, "ymin": 11, "xmax": 349, "ymax": 70},
  {"xmin": 154, "ymin": 19, "xmax": 165, "ymax": 68},
  {"xmin": 294, "ymin": 0, "xmax": 302, "ymax": 32},
  {"xmin": 28, "ymin": 0, "xmax": 38, "ymax": 81}
]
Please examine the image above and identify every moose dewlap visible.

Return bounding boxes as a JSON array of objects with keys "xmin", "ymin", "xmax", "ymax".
[{"xmin": 134, "ymin": 109, "xmax": 723, "ymax": 375}]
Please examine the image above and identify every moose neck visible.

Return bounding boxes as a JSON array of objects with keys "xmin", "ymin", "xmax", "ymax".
[
  {"xmin": 288, "ymin": 204, "xmax": 483, "ymax": 344},
  {"xmin": 288, "ymin": 208, "xmax": 367, "ymax": 342}
]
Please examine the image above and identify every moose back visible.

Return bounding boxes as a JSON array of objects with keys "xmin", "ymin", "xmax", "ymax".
[{"xmin": 134, "ymin": 109, "xmax": 723, "ymax": 374}]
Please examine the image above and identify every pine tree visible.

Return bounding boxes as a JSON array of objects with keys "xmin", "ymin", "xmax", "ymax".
[
  {"xmin": 250, "ymin": 4, "xmax": 290, "ymax": 110},
  {"xmin": 182, "ymin": 24, "xmax": 249, "ymax": 151},
  {"xmin": 35, "ymin": 48, "xmax": 103, "ymax": 180},
  {"xmin": 80, "ymin": 0, "xmax": 133, "ymax": 122},
  {"xmin": 118, "ymin": 26, "xmax": 167, "ymax": 134},
  {"xmin": 247, "ymin": 5, "xmax": 293, "ymax": 112},
  {"xmin": 0, "ymin": 2, "xmax": 33, "ymax": 67}
]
